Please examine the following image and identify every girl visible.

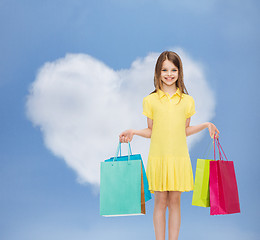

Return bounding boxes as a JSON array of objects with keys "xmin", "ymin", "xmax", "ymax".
[{"xmin": 119, "ymin": 51, "xmax": 220, "ymax": 240}]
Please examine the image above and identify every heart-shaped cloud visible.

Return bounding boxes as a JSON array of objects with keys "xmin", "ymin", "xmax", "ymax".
[{"xmin": 26, "ymin": 47, "xmax": 215, "ymax": 195}]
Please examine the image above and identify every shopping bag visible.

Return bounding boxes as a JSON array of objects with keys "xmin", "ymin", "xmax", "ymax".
[
  {"xmin": 100, "ymin": 141, "xmax": 147, "ymax": 217},
  {"xmin": 192, "ymin": 159, "xmax": 211, "ymax": 207},
  {"xmin": 105, "ymin": 141, "xmax": 151, "ymax": 202},
  {"xmin": 209, "ymin": 136, "xmax": 241, "ymax": 215},
  {"xmin": 192, "ymin": 140, "xmax": 214, "ymax": 207}
]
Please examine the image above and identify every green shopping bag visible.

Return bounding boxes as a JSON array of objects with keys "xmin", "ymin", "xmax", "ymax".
[
  {"xmin": 192, "ymin": 139, "xmax": 215, "ymax": 207},
  {"xmin": 100, "ymin": 142, "xmax": 145, "ymax": 217}
]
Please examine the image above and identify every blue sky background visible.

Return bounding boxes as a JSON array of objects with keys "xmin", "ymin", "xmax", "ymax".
[{"xmin": 0, "ymin": 0, "xmax": 259, "ymax": 239}]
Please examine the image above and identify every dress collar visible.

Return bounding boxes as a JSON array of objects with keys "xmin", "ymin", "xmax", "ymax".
[{"xmin": 157, "ymin": 87, "xmax": 184, "ymax": 99}]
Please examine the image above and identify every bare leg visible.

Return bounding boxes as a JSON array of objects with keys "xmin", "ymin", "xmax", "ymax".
[
  {"xmin": 168, "ymin": 191, "xmax": 181, "ymax": 240},
  {"xmin": 153, "ymin": 191, "xmax": 168, "ymax": 240}
]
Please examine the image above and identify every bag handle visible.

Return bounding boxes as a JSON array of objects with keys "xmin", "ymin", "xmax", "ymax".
[
  {"xmin": 214, "ymin": 135, "xmax": 229, "ymax": 161},
  {"xmin": 203, "ymin": 135, "xmax": 221, "ymax": 160},
  {"xmin": 112, "ymin": 141, "xmax": 133, "ymax": 166},
  {"xmin": 117, "ymin": 140, "xmax": 132, "ymax": 157},
  {"xmin": 203, "ymin": 139, "xmax": 214, "ymax": 159},
  {"xmin": 213, "ymin": 134, "xmax": 221, "ymax": 160}
]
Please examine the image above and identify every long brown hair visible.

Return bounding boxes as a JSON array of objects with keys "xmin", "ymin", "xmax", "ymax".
[{"xmin": 149, "ymin": 51, "xmax": 189, "ymax": 104}]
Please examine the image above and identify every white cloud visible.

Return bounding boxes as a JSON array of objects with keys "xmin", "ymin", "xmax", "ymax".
[{"xmin": 26, "ymin": 48, "xmax": 215, "ymax": 194}]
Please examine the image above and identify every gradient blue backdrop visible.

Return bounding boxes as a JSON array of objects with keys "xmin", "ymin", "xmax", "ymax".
[{"xmin": 0, "ymin": 0, "xmax": 259, "ymax": 239}]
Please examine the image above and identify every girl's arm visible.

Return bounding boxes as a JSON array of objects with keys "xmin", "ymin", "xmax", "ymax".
[
  {"xmin": 185, "ymin": 118, "xmax": 220, "ymax": 138},
  {"xmin": 134, "ymin": 128, "xmax": 152, "ymax": 138},
  {"xmin": 119, "ymin": 118, "xmax": 153, "ymax": 143},
  {"xmin": 119, "ymin": 128, "xmax": 152, "ymax": 142}
]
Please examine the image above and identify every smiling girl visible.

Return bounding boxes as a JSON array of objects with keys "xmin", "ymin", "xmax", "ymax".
[{"xmin": 119, "ymin": 51, "xmax": 219, "ymax": 240}]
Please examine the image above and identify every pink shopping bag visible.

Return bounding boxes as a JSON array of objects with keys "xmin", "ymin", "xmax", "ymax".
[{"xmin": 209, "ymin": 135, "xmax": 240, "ymax": 215}]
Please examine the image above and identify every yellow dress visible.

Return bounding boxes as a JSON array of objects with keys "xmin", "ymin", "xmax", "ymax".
[{"xmin": 142, "ymin": 87, "xmax": 196, "ymax": 193}]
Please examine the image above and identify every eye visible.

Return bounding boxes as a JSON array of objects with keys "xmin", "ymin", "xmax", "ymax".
[{"xmin": 161, "ymin": 69, "xmax": 177, "ymax": 71}]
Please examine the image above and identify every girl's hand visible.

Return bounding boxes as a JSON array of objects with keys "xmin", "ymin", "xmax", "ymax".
[
  {"xmin": 119, "ymin": 129, "xmax": 135, "ymax": 143},
  {"xmin": 207, "ymin": 122, "xmax": 220, "ymax": 139}
]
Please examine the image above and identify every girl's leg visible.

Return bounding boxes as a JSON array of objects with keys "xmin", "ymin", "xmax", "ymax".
[
  {"xmin": 168, "ymin": 191, "xmax": 182, "ymax": 240},
  {"xmin": 153, "ymin": 191, "xmax": 169, "ymax": 240}
]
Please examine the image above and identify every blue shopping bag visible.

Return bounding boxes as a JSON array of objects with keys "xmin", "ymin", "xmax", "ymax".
[
  {"xmin": 100, "ymin": 141, "xmax": 150, "ymax": 217},
  {"xmin": 105, "ymin": 141, "xmax": 152, "ymax": 202}
]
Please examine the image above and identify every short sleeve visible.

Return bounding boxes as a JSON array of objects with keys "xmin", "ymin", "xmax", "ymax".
[
  {"xmin": 186, "ymin": 96, "xmax": 196, "ymax": 119},
  {"xmin": 142, "ymin": 96, "xmax": 153, "ymax": 120}
]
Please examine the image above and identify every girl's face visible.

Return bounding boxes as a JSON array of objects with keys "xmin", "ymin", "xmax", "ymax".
[{"xmin": 160, "ymin": 60, "xmax": 179, "ymax": 87}]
